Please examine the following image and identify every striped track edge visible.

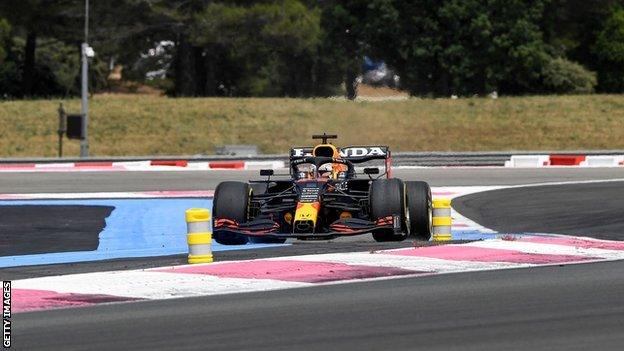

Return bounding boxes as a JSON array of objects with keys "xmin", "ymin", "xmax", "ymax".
[
  {"xmin": 11, "ymin": 234, "xmax": 624, "ymax": 313},
  {"xmin": 0, "ymin": 186, "xmax": 483, "ymax": 202},
  {"xmin": 0, "ymin": 190, "xmax": 215, "ymax": 200},
  {"xmin": 2, "ymin": 154, "xmax": 624, "ymax": 173},
  {"xmin": 0, "ymin": 160, "xmax": 284, "ymax": 172}
]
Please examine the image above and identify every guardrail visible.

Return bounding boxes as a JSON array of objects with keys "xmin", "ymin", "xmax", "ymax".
[{"xmin": 3, "ymin": 150, "xmax": 624, "ymax": 167}]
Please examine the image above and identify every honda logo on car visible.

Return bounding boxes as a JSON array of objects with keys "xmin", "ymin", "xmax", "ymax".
[
  {"xmin": 291, "ymin": 147, "xmax": 387, "ymax": 158},
  {"xmin": 340, "ymin": 147, "xmax": 387, "ymax": 157},
  {"xmin": 291, "ymin": 148, "xmax": 313, "ymax": 157}
]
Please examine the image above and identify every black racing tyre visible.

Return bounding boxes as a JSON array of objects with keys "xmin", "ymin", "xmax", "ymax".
[
  {"xmin": 213, "ymin": 181, "xmax": 251, "ymax": 245},
  {"xmin": 369, "ymin": 178, "xmax": 408, "ymax": 242},
  {"xmin": 405, "ymin": 181, "xmax": 432, "ymax": 241}
]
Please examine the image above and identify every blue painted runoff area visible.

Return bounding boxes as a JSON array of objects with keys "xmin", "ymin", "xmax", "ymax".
[
  {"xmin": 451, "ymin": 229, "xmax": 500, "ymax": 241},
  {"xmin": 450, "ymin": 230, "xmax": 556, "ymax": 241},
  {"xmin": 0, "ymin": 198, "xmax": 285, "ymax": 268}
]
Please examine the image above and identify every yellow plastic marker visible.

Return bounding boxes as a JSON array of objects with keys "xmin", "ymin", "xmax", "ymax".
[
  {"xmin": 432, "ymin": 198, "xmax": 452, "ymax": 241},
  {"xmin": 185, "ymin": 208, "xmax": 213, "ymax": 264}
]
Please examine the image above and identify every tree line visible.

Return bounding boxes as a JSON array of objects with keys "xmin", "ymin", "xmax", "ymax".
[{"xmin": 1, "ymin": 0, "xmax": 624, "ymax": 98}]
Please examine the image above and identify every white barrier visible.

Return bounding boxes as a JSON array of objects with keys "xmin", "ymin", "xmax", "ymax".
[
  {"xmin": 580, "ymin": 155, "xmax": 624, "ymax": 167},
  {"xmin": 245, "ymin": 160, "xmax": 285, "ymax": 170},
  {"xmin": 112, "ymin": 161, "xmax": 152, "ymax": 168},
  {"xmin": 504, "ymin": 155, "xmax": 550, "ymax": 167}
]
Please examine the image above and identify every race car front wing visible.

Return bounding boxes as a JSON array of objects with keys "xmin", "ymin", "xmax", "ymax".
[{"xmin": 213, "ymin": 215, "xmax": 401, "ymax": 238}]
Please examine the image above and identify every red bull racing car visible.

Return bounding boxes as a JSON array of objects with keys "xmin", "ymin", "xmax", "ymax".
[{"xmin": 213, "ymin": 134, "xmax": 432, "ymax": 244}]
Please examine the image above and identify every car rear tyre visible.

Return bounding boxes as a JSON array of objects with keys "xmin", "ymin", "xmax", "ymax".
[
  {"xmin": 213, "ymin": 181, "xmax": 251, "ymax": 245},
  {"xmin": 370, "ymin": 178, "xmax": 408, "ymax": 242},
  {"xmin": 405, "ymin": 181, "xmax": 432, "ymax": 241}
]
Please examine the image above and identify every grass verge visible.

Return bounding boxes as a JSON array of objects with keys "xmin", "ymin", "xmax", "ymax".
[{"xmin": 1, "ymin": 94, "xmax": 623, "ymax": 157}]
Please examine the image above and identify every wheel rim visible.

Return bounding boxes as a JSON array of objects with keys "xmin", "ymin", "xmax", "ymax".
[
  {"xmin": 427, "ymin": 193, "xmax": 433, "ymax": 236},
  {"xmin": 404, "ymin": 183, "xmax": 410, "ymax": 235},
  {"xmin": 246, "ymin": 187, "xmax": 253, "ymax": 221}
]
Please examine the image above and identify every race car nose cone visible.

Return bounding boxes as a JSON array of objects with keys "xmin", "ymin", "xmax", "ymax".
[{"xmin": 294, "ymin": 220, "xmax": 314, "ymax": 233}]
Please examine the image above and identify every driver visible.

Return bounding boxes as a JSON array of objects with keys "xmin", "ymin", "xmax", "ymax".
[
  {"xmin": 297, "ymin": 164, "xmax": 316, "ymax": 180},
  {"xmin": 319, "ymin": 162, "xmax": 347, "ymax": 180},
  {"xmin": 318, "ymin": 163, "xmax": 333, "ymax": 179},
  {"xmin": 312, "ymin": 143, "xmax": 348, "ymax": 179}
]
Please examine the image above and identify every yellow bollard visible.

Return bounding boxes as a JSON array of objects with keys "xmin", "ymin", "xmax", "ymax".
[
  {"xmin": 185, "ymin": 208, "xmax": 213, "ymax": 264},
  {"xmin": 432, "ymin": 198, "xmax": 452, "ymax": 241}
]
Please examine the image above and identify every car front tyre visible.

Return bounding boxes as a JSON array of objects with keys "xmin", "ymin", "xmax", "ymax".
[
  {"xmin": 405, "ymin": 181, "xmax": 432, "ymax": 241},
  {"xmin": 213, "ymin": 181, "xmax": 251, "ymax": 245},
  {"xmin": 370, "ymin": 178, "xmax": 408, "ymax": 242}
]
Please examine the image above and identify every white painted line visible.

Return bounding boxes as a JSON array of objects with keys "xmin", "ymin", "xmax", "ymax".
[
  {"xmin": 273, "ymin": 252, "xmax": 526, "ymax": 273},
  {"xmin": 14, "ymin": 235, "xmax": 624, "ymax": 312},
  {"xmin": 14, "ymin": 270, "xmax": 311, "ymax": 300},
  {"xmin": 466, "ymin": 238, "xmax": 624, "ymax": 260}
]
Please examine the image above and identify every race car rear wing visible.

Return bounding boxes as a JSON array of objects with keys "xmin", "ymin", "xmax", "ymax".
[
  {"xmin": 290, "ymin": 145, "xmax": 390, "ymax": 160},
  {"xmin": 290, "ymin": 145, "xmax": 393, "ymax": 178}
]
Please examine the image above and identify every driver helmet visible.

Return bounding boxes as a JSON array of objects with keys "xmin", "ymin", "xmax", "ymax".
[
  {"xmin": 297, "ymin": 164, "xmax": 316, "ymax": 180},
  {"xmin": 318, "ymin": 163, "xmax": 333, "ymax": 179}
]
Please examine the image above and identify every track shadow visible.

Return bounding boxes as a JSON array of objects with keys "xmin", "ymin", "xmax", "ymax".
[{"xmin": 0, "ymin": 205, "xmax": 114, "ymax": 256}]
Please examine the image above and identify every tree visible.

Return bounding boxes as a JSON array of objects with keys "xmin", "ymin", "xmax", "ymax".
[
  {"xmin": 594, "ymin": 6, "xmax": 624, "ymax": 92},
  {"xmin": 541, "ymin": 0, "xmax": 620, "ymax": 92},
  {"xmin": 321, "ymin": 2, "xmax": 363, "ymax": 99},
  {"xmin": 190, "ymin": 0, "xmax": 324, "ymax": 97},
  {"xmin": 319, "ymin": 0, "xmax": 397, "ymax": 99},
  {"xmin": 0, "ymin": 0, "xmax": 79, "ymax": 97},
  {"xmin": 373, "ymin": 0, "xmax": 551, "ymax": 96},
  {"xmin": 2, "ymin": 0, "xmax": 610, "ymax": 98},
  {"xmin": 0, "ymin": 18, "xmax": 8, "ymax": 63},
  {"xmin": 542, "ymin": 1, "xmax": 618, "ymax": 62}
]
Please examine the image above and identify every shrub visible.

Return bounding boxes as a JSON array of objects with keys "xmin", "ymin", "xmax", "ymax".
[{"xmin": 542, "ymin": 57, "xmax": 597, "ymax": 94}]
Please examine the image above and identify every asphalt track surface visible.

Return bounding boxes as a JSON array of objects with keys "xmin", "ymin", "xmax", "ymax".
[
  {"xmin": 14, "ymin": 261, "xmax": 624, "ymax": 351},
  {"xmin": 0, "ymin": 167, "xmax": 623, "ymax": 192},
  {"xmin": 453, "ymin": 180, "xmax": 624, "ymax": 241},
  {"xmin": 8, "ymin": 167, "xmax": 624, "ymax": 350}
]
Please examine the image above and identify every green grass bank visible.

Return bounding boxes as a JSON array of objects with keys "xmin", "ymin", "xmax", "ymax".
[{"xmin": 1, "ymin": 94, "xmax": 623, "ymax": 157}]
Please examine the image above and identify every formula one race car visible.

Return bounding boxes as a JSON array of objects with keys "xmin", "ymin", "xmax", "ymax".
[{"xmin": 212, "ymin": 134, "xmax": 432, "ymax": 244}]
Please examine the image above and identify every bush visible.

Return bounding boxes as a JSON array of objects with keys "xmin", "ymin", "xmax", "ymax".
[{"xmin": 542, "ymin": 57, "xmax": 597, "ymax": 94}]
